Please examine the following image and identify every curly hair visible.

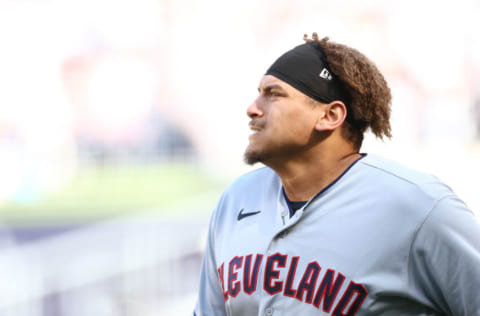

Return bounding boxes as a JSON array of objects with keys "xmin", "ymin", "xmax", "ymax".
[{"xmin": 318, "ymin": 37, "xmax": 392, "ymax": 149}]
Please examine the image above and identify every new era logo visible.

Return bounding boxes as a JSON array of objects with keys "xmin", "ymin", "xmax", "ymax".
[{"xmin": 319, "ymin": 68, "xmax": 332, "ymax": 80}]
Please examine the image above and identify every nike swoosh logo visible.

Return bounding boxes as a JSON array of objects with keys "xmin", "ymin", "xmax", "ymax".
[{"xmin": 237, "ymin": 208, "xmax": 261, "ymax": 221}]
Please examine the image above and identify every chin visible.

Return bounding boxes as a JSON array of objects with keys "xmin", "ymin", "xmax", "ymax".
[
  {"xmin": 243, "ymin": 146, "xmax": 265, "ymax": 165},
  {"xmin": 244, "ymin": 153, "xmax": 262, "ymax": 165}
]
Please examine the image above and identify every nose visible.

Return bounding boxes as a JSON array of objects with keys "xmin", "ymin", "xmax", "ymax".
[{"xmin": 247, "ymin": 98, "xmax": 263, "ymax": 119}]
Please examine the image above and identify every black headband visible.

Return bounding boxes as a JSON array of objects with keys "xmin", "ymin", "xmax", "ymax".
[{"xmin": 265, "ymin": 42, "xmax": 349, "ymax": 105}]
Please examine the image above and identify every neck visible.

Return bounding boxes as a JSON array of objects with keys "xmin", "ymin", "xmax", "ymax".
[{"xmin": 268, "ymin": 143, "xmax": 361, "ymax": 202}]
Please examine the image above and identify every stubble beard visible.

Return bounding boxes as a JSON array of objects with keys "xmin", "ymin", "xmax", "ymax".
[
  {"xmin": 244, "ymin": 141, "xmax": 283, "ymax": 166},
  {"xmin": 244, "ymin": 139, "xmax": 311, "ymax": 166},
  {"xmin": 243, "ymin": 146, "xmax": 266, "ymax": 165},
  {"xmin": 244, "ymin": 138, "xmax": 275, "ymax": 165},
  {"xmin": 245, "ymin": 120, "xmax": 268, "ymax": 165}
]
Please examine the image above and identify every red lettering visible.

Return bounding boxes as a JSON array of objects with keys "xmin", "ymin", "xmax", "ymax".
[
  {"xmin": 313, "ymin": 270, "xmax": 345, "ymax": 312},
  {"xmin": 332, "ymin": 281, "xmax": 368, "ymax": 316},
  {"xmin": 228, "ymin": 256, "xmax": 244, "ymax": 297},
  {"xmin": 217, "ymin": 263, "xmax": 228, "ymax": 301},
  {"xmin": 295, "ymin": 262, "xmax": 321, "ymax": 304},
  {"xmin": 264, "ymin": 253, "xmax": 287, "ymax": 295},
  {"xmin": 284, "ymin": 256, "xmax": 300, "ymax": 298},
  {"xmin": 244, "ymin": 254, "xmax": 263, "ymax": 295}
]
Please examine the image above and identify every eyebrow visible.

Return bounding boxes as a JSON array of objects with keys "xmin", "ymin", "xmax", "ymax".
[{"xmin": 257, "ymin": 84, "xmax": 286, "ymax": 93}]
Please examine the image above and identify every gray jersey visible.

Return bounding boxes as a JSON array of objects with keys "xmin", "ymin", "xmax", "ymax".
[{"xmin": 194, "ymin": 154, "xmax": 480, "ymax": 315}]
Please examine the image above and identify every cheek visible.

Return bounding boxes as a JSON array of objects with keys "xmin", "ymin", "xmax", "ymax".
[
  {"xmin": 287, "ymin": 125, "xmax": 312, "ymax": 143},
  {"xmin": 267, "ymin": 103, "xmax": 317, "ymax": 141},
  {"xmin": 283, "ymin": 113, "xmax": 315, "ymax": 139}
]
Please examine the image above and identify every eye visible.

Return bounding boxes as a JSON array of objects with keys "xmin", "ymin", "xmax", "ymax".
[{"xmin": 270, "ymin": 91, "xmax": 282, "ymax": 97}]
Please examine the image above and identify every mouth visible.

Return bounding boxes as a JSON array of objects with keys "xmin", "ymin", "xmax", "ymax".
[
  {"xmin": 249, "ymin": 131, "xmax": 260, "ymax": 139},
  {"xmin": 248, "ymin": 124, "xmax": 262, "ymax": 138}
]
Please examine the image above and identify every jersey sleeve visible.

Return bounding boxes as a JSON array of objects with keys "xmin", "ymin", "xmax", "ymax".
[
  {"xmin": 408, "ymin": 195, "xmax": 480, "ymax": 315},
  {"xmin": 193, "ymin": 206, "xmax": 227, "ymax": 316}
]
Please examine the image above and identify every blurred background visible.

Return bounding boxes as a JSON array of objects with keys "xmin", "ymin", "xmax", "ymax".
[{"xmin": 0, "ymin": 0, "xmax": 479, "ymax": 314}]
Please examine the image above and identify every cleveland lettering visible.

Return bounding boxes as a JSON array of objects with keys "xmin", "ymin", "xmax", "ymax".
[{"xmin": 217, "ymin": 253, "xmax": 367, "ymax": 316}]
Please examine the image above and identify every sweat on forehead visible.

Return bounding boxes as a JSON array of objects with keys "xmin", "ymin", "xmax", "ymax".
[{"xmin": 265, "ymin": 42, "xmax": 348, "ymax": 105}]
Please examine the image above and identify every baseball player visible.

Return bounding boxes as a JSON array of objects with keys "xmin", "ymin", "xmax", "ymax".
[{"xmin": 193, "ymin": 34, "xmax": 480, "ymax": 315}]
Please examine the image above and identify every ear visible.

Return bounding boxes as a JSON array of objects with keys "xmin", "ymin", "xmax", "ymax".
[{"xmin": 314, "ymin": 101, "xmax": 347, "ymax": 132}]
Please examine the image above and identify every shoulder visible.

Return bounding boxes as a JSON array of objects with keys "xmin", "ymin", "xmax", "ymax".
[
  {"xmin": 211, "ymin": 166, "xmax": 280, "ymax": 220},
  {"xmin": 223, "ymin": 166, "xmax": 279, "ymax": 196},
  {"xmin": 357, "ymin": 154, "xmax": 454, "ymax": 202},
  {"xmin": 408, "ymin": 186, "xmax": 480, "ymax": 315},
  {"xmin": 357, "ymin": 154, "xmax": 476, "ymax": 231}
]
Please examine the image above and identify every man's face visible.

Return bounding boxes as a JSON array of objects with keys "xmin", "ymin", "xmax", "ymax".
[{"xmin": 244, "ymin": 75, "xmax": 325, "ymax": 165}]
